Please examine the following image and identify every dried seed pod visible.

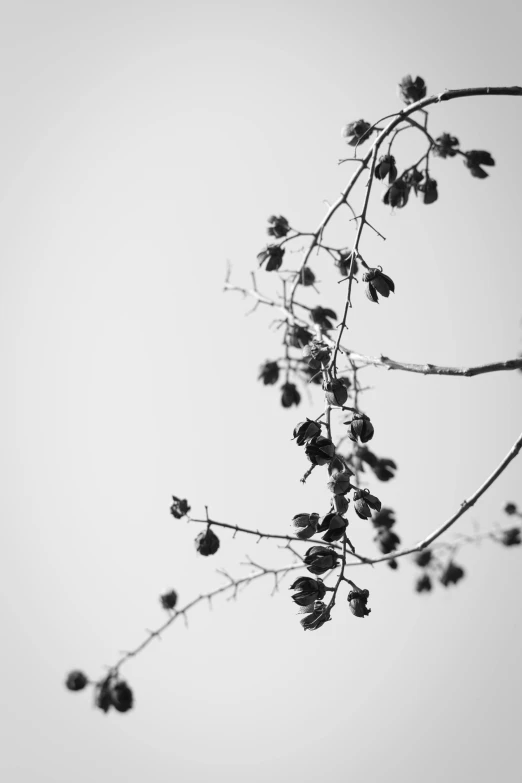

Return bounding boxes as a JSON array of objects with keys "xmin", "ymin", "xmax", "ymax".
[
  {"xmin": 341, "ymin": 119, "xmax": 372, "ymax": 146},
  {"xmin": 362, "ymin": 267, "xmax": 395, "ymax": 303},
  {"xmin": 300, "ymin": 600, "xmax": 330, "ymax": 630},
  {"xmin": 416, "ymin": 574, "xmax": 432, "ymax": 593},
  {"xmin": 310, "ymin": 306, "xmax": 337, "ymax": 331},
  {"xmin": 318, "ymin": 512, "xmax": 348, "ymax": 543},
  {"xmin": 353, "ymin": 488, "xmax": 381, "ymax": 519},
  {"xmin": 433, "ymin": 133, "xmax": 459, "ymax": 158},
  {"xmin": 160, "ymin": 590, "xmax": 178, "ymax": 610},
  {"xmin": 323, "ymin": 378, "xmax": 349, "ymax": 407},
  {"xmin": 292, "ymin": 512, "xmax": 320, "ymax": 540},
  {"xmin": 258, "ymin": 360, "xmax": 280, "ymax": 385},
  {"xmin": 305, "ymin": 435, "xmax": 335, "ymax": 466},
  {"xmin": 374, "ymin": 527, "xmax": 400, "ymax": 554},
  {"xmin": 65, "ymin": 671, "xmax": 88, "ymax": 692},
  {"xmin": 374, "ymin": 154, "xmax": 398, "ymax": 183},
  {"xmin": 170, "ymin": 496, "xmax": 191, "ymax": 519},
  {"xmin": 280, "ymin": 382, "xmax": 301, "ymax": 408},
  {"xmin": 398, "ymin": 75, "xmax": 427, "ymax": 104},
  {"xmin": 257, "ymin": 244, "xmax": 285, "ymax": 271},
  {"xmin": 346, "ymin": 413, "xmax": 374, "ymax": 444},
  {"xmin": 439, "ymin": 562, "xmax": 465, "ymax": 587},
  {"xmin": 304, "ymin": 545, "xmax": 339, "ymax": 575},
  {"xmin": 293, "ymin": 419, "xmax": 322, "ymax": 446},
  {"xmin": 267, "ymin": 215, "xmax": 290, "ymax": 238},
  {"xmin": 347, "ymin": 588, "xmax": 371, "ymax": 618},
  {"xmin": 195, "ymin": 528, "xmax": 220, "ymax": 556},
  {"xmin": 289, "ymin": 576, "xmax": 326, "ymax": 606},
  {"xmin": 327, "ymin": 470, "xmax": 353, "ymax": 495}
]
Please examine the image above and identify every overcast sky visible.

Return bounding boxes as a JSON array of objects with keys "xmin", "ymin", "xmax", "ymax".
[{"xmin": 1, "ymin": 1, "xmax": 522, "ymax": 782}]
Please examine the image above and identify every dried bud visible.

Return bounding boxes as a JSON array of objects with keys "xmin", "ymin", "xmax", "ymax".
[
  {"xmin": 414, "ymin": 550, "xmax": 432, "ymax": 567},
  {"xmin": 304, "ymin": 545, "xmax": 339, "ymax": 575},
  {"xmin": 318, "ymin": 512, "xmax": 348, "ymax": 543},
  {"xmin": 300, "ymin": 600, "xmax": 330, "ymax": 630},
  {"xmin": 398, "ymin": 75, "xmax": 427, "ymax": 104},
  {"xmin": 504, "ymin": 502, "xmax": 518, "ymax": 516},
  {"xmin": 374, "ymin": 527, "xmax": 400, "ymax": 554},
  {"xmin": 292, "ymin": 512, "xmax": 320, "ymax": 540},
  {"xmin": 382, "ymin": 178, "xmax": 410, "ymax": 208},
  {"xmin": 257, "ymin": 244, "xmax": 285, "ymax": 271},
  {"xmin": 418, "ymin": 176, "xmax": 438, "ymax": 205},
  {"xmin": 288, "ymin": 324, "xmax": 313, "ymax": 348},
  {"xmin": 65, "ymin": 670, "xmax": 88, "ymax": 692},
  {"xmin": 388, "ymin": 558, "xmax": 398, "ymax": 570},
  {"xmin": 111, "ymin": 681, "xmax": 134, "ymax": 713},
  {"xmin": 372, "ymin": 458, "xmax": 397, "ymax": 482},
  {"xmin": 362, "ymin": 267, "xmax": 395, "ymax": 303},
  {"xmin": 305, "ymin": 435, "xmax": 335, "ymax": 465},
  {"xmin": 347, "ymin": 587, "xmax": 371, "ymax": 618},
  {"xmin": 293, "ymin": 418, "xmax": 322, "ymax": 446},
  {"xmin": 298, "ymin": 267, "xmax": 316, "ymax": 287},
  {"xmin": 323, "ymin": 378, "xmax": 349, "ymax": 407},
  {"xmin": 374, "ymin": 154, "xmax": 397, "ymax": 183},
  {"xmin": 258, "ymin": 360, "xmax": 279, "ymax": 385},
  {"xmin": 160, "ymin": 590, "xmax": 178, "ymax": 610},
  {"xmin": 499, "ymin": 528, "xmax": 521, "ymax": 547},
  {"xmin": 371, "ymin": 507, "xmax": 396, "ymax": 529},
  {"xmin": 170, "ymin": 496, "xmax": 191, "ymax": 519},
  {"xmin": 310, "ymin": 306, "xmax": 337, "ymax": 331},
  {"xmin": 195, "ymin": 528, "xmax": 220, "ymax": 556},
  {"xmin": 346, "ymin": 413, "xmax": 374, "ymax": 443},
  {"xmin": 464, "ymin": 150, "xmax": 495, "ymax": 179},
  {"xmin": 440, "ymin": 562, "xmax": 465, "ymax": 587},
  {"xmin": 333, "ymin": 494, "xmax": 350, "ymax": 514},
  {"xmin": 433, "ymin": 133, "xmax": 459, "ymax": 159},
  {"xmin": 303, "ymin": 339, "xmax": 331, "ymax": 369},
  {"xmin": 267, "ymin": 215, "xmax": 290, "ymax": 238},
  {"xmin": 281, "ymin": 382, "xmax": 301, "ymax": 408},
  {"xmin": 416, "ymin": 574, "xmax": 432, "ymax": 593},
  {"xmin": 335, "ymin": 250, "xmax": 358, "ymax": 278},
  {"xmin": 353, "ymin": 488, "xmax": 381, "ymax": 519},
  {"xmin": 327, "ymin": 470, "xmax": 353, "ymax": 495},
  {"xmin": 289, "ymin": 576, "xmax": 326, "ymax": 606},
  {"xmin": 342, "ymin": 119, "xmax": 372, "ymax": 146},
  {"xmin": 403, "ymin": 169, "xmax": 424, "ymax": 192}
]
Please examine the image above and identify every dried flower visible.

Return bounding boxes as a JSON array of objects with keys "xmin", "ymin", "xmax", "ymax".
[
  {"xmin": 281, "ymin": 382, "xmax": 301, "ymax": 408},
  {"xmin": 298, "ymin": 267, "xmax": 316, "ymax": 286},
  {"xmin": 336, "ymin": 250, "xmax": 358, "ymax": 278},
  {"xmin": 170, "ymin": 496, "xmax": 191, "ymax": 519},
  {"xmin": 440, "ymin": 562, "xmax": 465, "ymax": 587},
  {"xmin": 95, "ymin": 677, "xmax": 113, "ymax": 713},
  {"xmin": 257, "ymin": 244, "xmax": 285, "ymax": 271},
  {"xmin": 374, "ymin": 527, "xmax": 400, "ymax": 554},
  {"xmin": 418, "ymin": 176, "xmax": 438, "ymax": 205},
  {"xmin": 318, "ymin": 512, "xmax": 348, "ymax": 543},
  {"xmin": 258, "ymin": 360, "xmax": 279, "ymax": 385},
  {"xmin": 289, "ymin": 576, "xmax": 326, "ymax": 607},
  {"xmin": 300, "ymin": 600, "xmax": 330, "ymax": 630},
  {"xmin": 347, "ymin": 587, "xmax": 371, "ymax": 618},
  {"xmin": 362, "ymin": 267, "xmax": 395, "ymax": 303},
  {"xmin": 353, "ymin": 488, "xmax": 381, "ymax": 519},
  {"xmin": 65, "ymin": 670, "xmax": 88, "ymax": 692},
  {"xmin": 346, "ymin": 413, "xmax": 374, "ymax": 443},
  {"xmin": 328, "ymin": 454, "xmax": 351, "ymax": 476},
  {"xmin": 382, "ymin": 178, "xmax": 410, "ymax": 208},
  {"xmin": 372, "ymin": 458, "xmax": 397, "ymax": 482},
  {"xmin": 374, "ymin": 154, "xmax": 397, "ymax": 183},
  {"xmin": 504, "ymin": 502, "xmax": 518, "ymax": 516},
  {"xmin": 342, "ymin": 119, "xmax": 372, "ymax": 146},
  {"xmin": 371, "ymin": 508, "xmax": 396, "ymax": 529},
  {"xmin": 303, "ymin": 339, "xmax": 331, "ymax": 369},
  {"xmin": 499, "ymin": 528, "xmax": 521, "ymax": 547},
  {"xmin": 388, "ymin": 558, "xmax": 398, "ymax": 570},
  {"xmin": 464, "ymin": 150, "xmax": 495, "ymax": 179},
  {"xmin": 398, "ymin": 75, "xmax": 427, "ymax": 104},
  {"xmin": 160, "ymin": 590, "xmax": 178, "ymax": 610},
  {"xmin": 293, "ymin": 418, "xmax": 322, "ymax": 446},
  {"xmin": 414, "ymin": 550, "xmax": 432, "ymax": 567},
  {"xmin": 304, "ymin": 545, "xmax": 339, "ymax": 575},
  {"xmin": 416, "ymin": 574, "xmax": 432, "ymax": 593},
  {"xmin": 288, "ymin": 324, "xmax": 313, "ymax": 348},
  {"xmin": 327, "ymin": 470, "xmax": 353, "ymax": 495},
  {"xmin": 310, "ymin": 306, "xmax": 337, "ymax": 331},
  {"xmin": 323, "ymin": 378, "xmax": 349, "ymax": 407},
  {"xmin": 195, "ymin": 528, "xmax": 220, "ymax": 556},
  {"xmin": 292, "ymin": 512, "xmax": 320, "ymax": 540},
  {"xmin": 267, "ymin": 215, "xmax": 290, "ymax": 238},
  {"xmin": 433, "ymin": 133, "xmax": 459, "ymax": 159},
  {"xmin": 305, "ymin": 435, "xmax": 335, "ymax": 465}
]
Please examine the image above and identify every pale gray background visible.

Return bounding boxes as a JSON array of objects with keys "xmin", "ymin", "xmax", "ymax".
[{"xmin": 1, "ymin": 1, "xmax": 521, "ymax": 781}]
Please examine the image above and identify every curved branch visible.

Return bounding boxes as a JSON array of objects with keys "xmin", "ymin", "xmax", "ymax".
[{"xmin": 344, "ymin": 352, "xmax": 522, "ymax": 377}]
